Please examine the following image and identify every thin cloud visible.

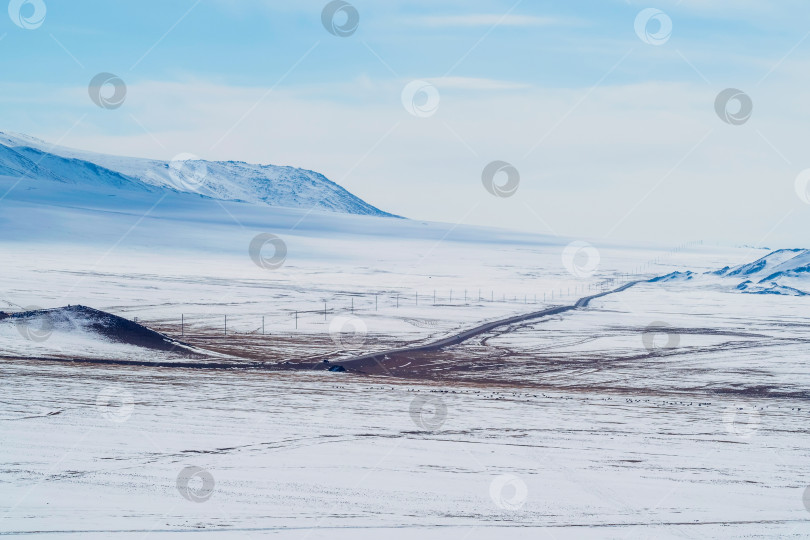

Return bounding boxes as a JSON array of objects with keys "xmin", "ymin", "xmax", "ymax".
[
  {"xmin": 427, "ymin": 76, "xmax": 530, "ymax": 91},
  {"xmin": 414, "ymin": 14, "xmax": 564, "ymax": 27}
]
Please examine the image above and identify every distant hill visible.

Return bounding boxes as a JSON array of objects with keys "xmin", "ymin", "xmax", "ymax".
[
  {"xmin": 713, "ymin": 249, "xmax": 810, "ymax": 296},
  {"xmin": 0, "ymin": 131, "xmax": 394, "ymax": 217}
]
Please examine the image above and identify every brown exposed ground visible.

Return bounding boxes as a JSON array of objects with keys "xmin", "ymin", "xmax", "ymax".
[{"xmin": 7, "ymin": 279, "xmax": 809, "ymax": 401}]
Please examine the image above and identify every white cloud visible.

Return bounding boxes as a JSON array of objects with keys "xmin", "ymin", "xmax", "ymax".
[
  {"xmin": 414, "ymin": 14, "xmax": 563, "ymax": 27},
  {"xmin": 428, "ymin": 77, "xmax": 530, "ymax": 91}
]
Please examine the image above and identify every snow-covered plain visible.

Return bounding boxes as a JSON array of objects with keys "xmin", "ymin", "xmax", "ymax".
[
  {"xmin": 3, "ymin": 357, "xmax": 810, "ymax": 538},
  {"xmin": 1, "ymin": 136, "xmax": 809, "ymax": 537}
]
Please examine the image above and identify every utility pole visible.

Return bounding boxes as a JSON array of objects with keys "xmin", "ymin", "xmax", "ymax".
[
  {"xmin": 262, "ymin": 316, "xmax": 265, "ymax": 335},
  {"xmin": 224, "ymin": 315, "xmax": 227, "ymax": 336},
  {"xmin": 181, "ymin": 314, "xmax": 184, "ymax": 338}
]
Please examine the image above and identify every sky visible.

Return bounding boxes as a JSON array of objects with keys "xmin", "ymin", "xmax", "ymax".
[{"xmin": 2, "ymin": 0, "xmax": 810, "ymax": 247}]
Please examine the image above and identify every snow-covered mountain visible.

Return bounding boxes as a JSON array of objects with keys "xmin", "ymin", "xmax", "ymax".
[
  {"xmin": 713, "ymin": 249, "xmax": 810, "ymax": 296},
  {"xmin": 0, "ymin": 131, "xmax": 393, "ymax": 217}
]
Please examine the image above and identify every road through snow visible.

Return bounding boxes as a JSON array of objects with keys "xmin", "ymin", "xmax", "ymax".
[{"xmin": 339, "ymin": 281, "xmax": 642, "ymax": 371}]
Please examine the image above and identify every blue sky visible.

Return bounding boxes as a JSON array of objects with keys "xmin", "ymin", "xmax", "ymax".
[
  {"xmin": 2, "ymin": 0, "xmax": 810, "ymax": 245},
  {"xmin": 4, "ymin": 1, "xmax": 807, "ymax": 87}
]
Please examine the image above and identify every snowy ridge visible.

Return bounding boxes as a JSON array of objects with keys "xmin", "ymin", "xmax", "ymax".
[
  {"xmin": 641, "ymin": 249, "xmax": 810, "ymax": 296},
  {"xmin": 721, "ymin": 249, "xmax": 807, "ymax": 278},
  {"xmin": 0, "ymin": 131, "xmax": 393, "ymax": 217},
  {"xmin": 649, "ymin": 270, "xmax": 694, "ymax": 283},
  {"xmin": 0, "ymin": 142, "xmax": 152, "ymax": 191},
  {"xmin": 713, "ymin": 249, "xmax": 810, "ymax": 296}
]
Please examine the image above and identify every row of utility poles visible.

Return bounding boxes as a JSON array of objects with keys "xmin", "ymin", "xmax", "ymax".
[
  {"xmin": 177, "ymin": 280, "xmax": 626, "ymax": 336},
  {"xmin": 170, "ymin": 239, "xmax": 707, "ymax": 338}
]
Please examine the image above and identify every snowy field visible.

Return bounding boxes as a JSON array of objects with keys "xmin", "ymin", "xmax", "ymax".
[
  {"xmin": 2, "ymin": 137, "xmax": 810, "ymax": 537},
  {"xmin": 414, "ymin": 278, "xmax": 810, "ymax": 391},
  {"xmin": 3, "ymin": 229, "xmax": 810, "ymax": 538},
  {"xmin": 2, "ymin": 357, "xmax": 810, "ymax": 538}
]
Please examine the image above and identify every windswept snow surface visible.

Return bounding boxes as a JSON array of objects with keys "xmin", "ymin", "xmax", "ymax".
[{"xmin": 3, "ymin": 354, "xmax": 810, "ymax": 538}]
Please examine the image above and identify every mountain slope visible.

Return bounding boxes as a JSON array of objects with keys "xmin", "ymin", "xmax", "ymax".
[
  {"xmin": 0, "ymin": 143, "xmax": 153, "ymax": 191},
  {"xmin": 721, "ymin": 249, "xmax": 806, "ymax": 278},
  {"xmin": 713, "ymin": 249, "xmax": 810, "ymax": 296},
  {"xmin": 0, "ymin": 131, "xmax": 393, "ymax": 217}
]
